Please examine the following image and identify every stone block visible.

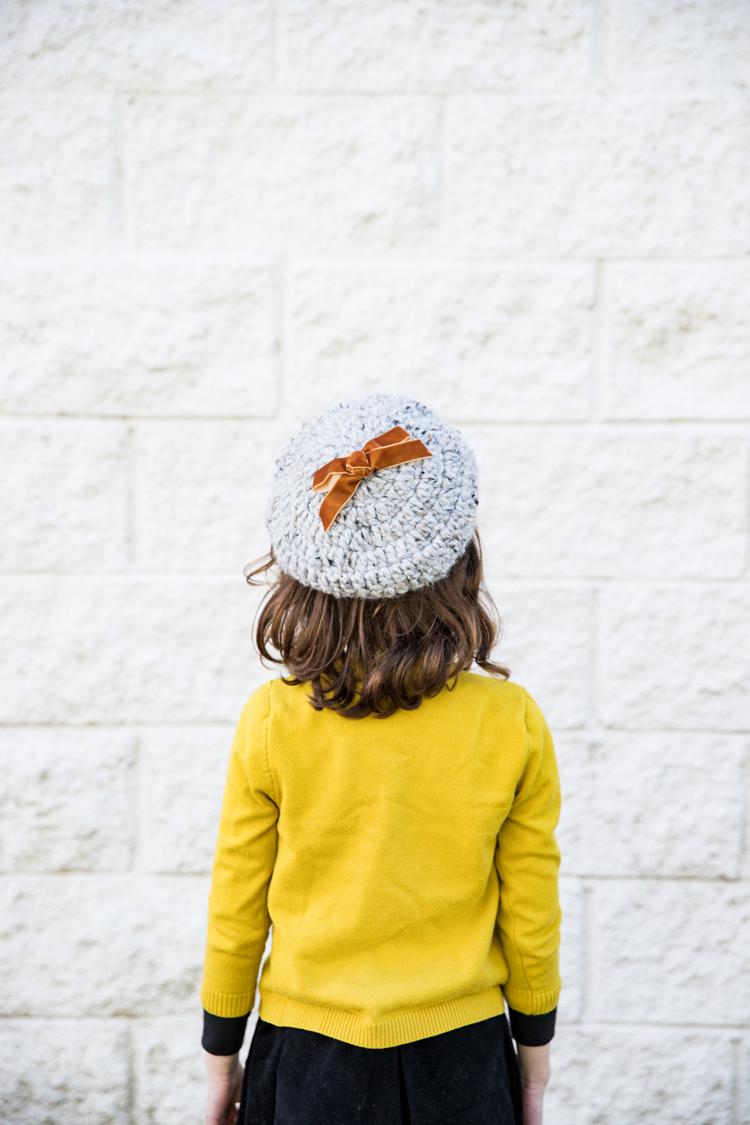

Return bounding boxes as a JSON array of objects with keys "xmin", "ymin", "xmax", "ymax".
[
  {"xmin": 281, "ymin": 0, "xmax": 594, "ymax": 92},
  {"xmin": 286, "ymin": 264, "xmax": 594, "ymax": 422},
  {"xmin": 557, "ymin": 732, "xmax": 744, "ymax": 878},
  {"xmin": 739, "ymin": 1032, "xmax": 750, "ymax": 1125},
  {"xmin": 141, "ymin": 726, "xmax": 233, "ymax": 875},
  {"xmin": 490, "ymin": 582, "xmax": 590, "ymax": 730},
  {"xmin": 604, "ymin": 262, "xmax": 750, "ymax": 420},
  {"xmin": 0, "ymin": 95, "xmax": 112, "ymax": 250},
  {"xmin": 599, "ymin": 584, "xmax": 750, "ymax": 731},
  {"xmin": 467, "ymin": 425, "xmax": 747, "ymax": 579},
  {"xmin": 609, "ymin": 0, "xmax": 750, "ymax": 91},
  {"xmin": 446, "ymin": 97, "xmax": 750, "ymax": 256},
  {"xmin": 557, "ymin": 877, "xmax": 584, "ymax": 1023},
  {"xmin": 0, "ymin": 420, "xmax": 129, "ymax": 571},
  {"xmin": 546, "ymin": 1024, "xmax": 734, "ymax": 1125},
  {"xmin": 590, "ymin": 880, "xmax": 750, "ymax": 1025},
  {"xmin": 0, "ymin": 875, "xmax": 208, "ymax": 1017},
  {"xmin": 0, "ymin": 577, "xmax": 266, "ymax": 724},
  {"xmin": 135, "ymin": 420, "xmax": 293, "ymax": 572},
  {"xmin": 0, "ymin": 0, "xmax": 271, "ymax": 91},
  {"xmin": 0, "ymin": 262, "xmax": 277, "ymax": 417},
  {"xmin": 133, "ymin": 1012, "xmax": 262, "ymax": 1124},
  {"xmin": 124, "ymin": 95, "xmax": 439, "ymax": 252},
  {"xmin": 133, "ymin": 1017, "xmax": 206, "ymax": 1125},
  {"xmin": 0, "ymin": 729, "xmax": 135, "ymax": 873},
  {"xmin": 0, "ymin": 1019, "xmax": 131, "ymax": 1125},
  {"xmin": 134, "ymin": 1013, "xmax": 260, "ymax": 1125}
]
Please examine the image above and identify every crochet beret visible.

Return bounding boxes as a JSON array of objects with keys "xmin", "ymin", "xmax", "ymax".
[{"xmin": 267, "ymin": 394, "xmax": 478, "ymax": 599}]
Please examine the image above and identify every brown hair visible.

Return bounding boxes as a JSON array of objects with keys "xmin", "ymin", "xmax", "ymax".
[{"xmin": 246, "ymin": 533, "xmax": 509, "ymax": 719}]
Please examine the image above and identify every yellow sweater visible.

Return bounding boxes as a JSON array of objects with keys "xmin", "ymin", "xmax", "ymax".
[{"xmin": 201, "ymin": 672, "xmax": 561, "ymax": 1049}]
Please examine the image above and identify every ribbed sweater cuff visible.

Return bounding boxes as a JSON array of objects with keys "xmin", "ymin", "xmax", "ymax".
[
  {"xmin": 502, "ymin": 984, "xmax": 560, "ymax": 1017},
  {"xmin": 202, "ymin": 1010, "xmax": 250, "ymax": 1056},
  {"xmin": 201, "ymin": 985, "xmax": 256, "ymax": 1019},
  {"xmin": 507, "ymin": 1006, "xmax": 556, "ymax": 1046}
]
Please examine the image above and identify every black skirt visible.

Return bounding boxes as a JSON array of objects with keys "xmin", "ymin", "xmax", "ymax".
[{"xmin": 238, "ymin": 1014, "xmax": 523, "ymax": 1125}]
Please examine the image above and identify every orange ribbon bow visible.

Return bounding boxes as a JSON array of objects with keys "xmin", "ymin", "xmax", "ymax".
[{"xmin": 312, "ymin": 426, "xmax": 432, "ymax": 532}]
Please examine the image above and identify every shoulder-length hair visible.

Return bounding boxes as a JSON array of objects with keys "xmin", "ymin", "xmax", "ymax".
[{"xmin": 246, "ymin": 533, "xmax": 508, "ymax": 719}]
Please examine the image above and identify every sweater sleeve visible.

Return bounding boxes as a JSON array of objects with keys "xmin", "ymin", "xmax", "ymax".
[
  {"xmin": 201, "ymin": 683, "xmax": 278, "ymax": 1019},
  {"xmin": 495, "ymin": 690, "xmax": 561, "ymax": 1017}
]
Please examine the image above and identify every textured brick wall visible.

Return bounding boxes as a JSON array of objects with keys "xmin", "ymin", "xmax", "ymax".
[{"xmin": 1, "ymin": 2, "xmax": 749, "ymax": 1122}]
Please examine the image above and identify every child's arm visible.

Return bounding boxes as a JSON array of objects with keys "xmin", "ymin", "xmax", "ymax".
[
  {"xmin": 200, "ymin": 685, "xmax": 278, "ymax": 1120},
  {"xmin": 204, "ymin": 1049, "xmax": 243, "ymax": 1125},
  {"xmin": 495, "ymin": 689, "xmax": 561, "ymax": 1015},
  {"xmin": 516, "ymin": 1042, "xmax": 551, "ymax": 1125},
  {"xmin": 495, "ymin": 689, "xmax": 561, "ymax": 1116},
  {"xmin": 202, "ymin": 686, "xmax": 278, "ymax": 1019}
]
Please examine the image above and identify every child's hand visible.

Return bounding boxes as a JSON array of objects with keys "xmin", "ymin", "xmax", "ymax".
[
  {"xmin": 516, "ymin": 1042, "xmax": 551, "ymax": 1125},
  {"xmin": 204, "ymin": 1050, "xmax": 244, "ymax": 1125}
]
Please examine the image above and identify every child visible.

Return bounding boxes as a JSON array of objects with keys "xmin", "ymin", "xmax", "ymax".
[{"xmin": 201, "ymin": 395, "xmax": 561, "ymax": 1125}]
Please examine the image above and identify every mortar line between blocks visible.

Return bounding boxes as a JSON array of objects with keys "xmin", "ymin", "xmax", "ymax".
[
  {"xmin": 272, "ymin": 0, "xmax": 285, "ymax": 90},
  {"xmin": 5, "ymin": 723, "xmax": 749, "ymax": 741},
  {"xmin": 592, "ymin": 0, "xmax": 612, "ymax": 92},
  {"xmin": 276, "ymin": 256, "xmax": 289, "ymax": 417},
  {"xmin": 738, "ymin": 740, "xmax": 750, "ymax": 880},
  {"xmin": 437, "ymin": 94, "xmax": 448, "ymax": 237},
  {"xmin": 556, "ymin": 1017, "xmax": 750, "ymax": 1032},
  {"xmin": 4, "ymin": 870, "xmax": 746, "ymax": 885},
  {"xmin": 589, "ymin": 585, "xmax": 600, "ymax": 727},
  {"xmin": 742, "ymin": 426, "xmax": 750, "ymax": 579},
  {"xmin": 128, "ymin": 1017, "xmax": 138, "ymax": 1125},
  {"xmin": 731, "ymin": 1034, "xmax": 740, "ymax": 1125},
  {"xmin": 2, "ymin": 722, "xmax": 749, "ymax": 737},
  {"xmin": 62, "ymin": 90, "xmax": 742, "ymax": 105},
  {"xmin": 580, "ymin": 879, "xmax": 594, "ymax": 1021},
  {"xmin": 590, "ymin": 261, "xmax": 606, "ymax": 421},
  {"xmin": 3, "ymin": 252, "xmax": 750, "ymax": 267},
  {"xmin": 110, "ymin": 93, "xmax": 124, "ymax": 249},
  {"xmin": 132, "ymin": 730, "xmax": 146, "ymax": 875},
  {"xmin": 118, "ymin": 91, "xmax": 133, "ymax": 252},
  {"xmin": 3, "ymin": 573, "xmax": 750, "ymax": 587},
  {"xmin": 2, "ymin": 413, "xmax": 750, "ymax": 429},
  {"xmin": 0, "ymin": 1012, "xmax": 743, "ymax": 1030},
  {"xmin": 126, "ymin": 424, "xmax": 137, "ymax": 567}
]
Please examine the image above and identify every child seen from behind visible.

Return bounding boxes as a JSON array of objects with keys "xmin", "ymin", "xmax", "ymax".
[{"xmin": 201, "ymin": 394, "xmax": 561, "ymax": 1125}]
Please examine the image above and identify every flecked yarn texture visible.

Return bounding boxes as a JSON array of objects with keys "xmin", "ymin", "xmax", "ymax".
[{"xmin": 267, "ymin": 395, "xmax": 479, "ymax": 599}]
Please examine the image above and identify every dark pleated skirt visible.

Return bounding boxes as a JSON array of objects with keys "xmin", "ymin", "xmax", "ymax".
[{"xmin": 238, "ymin": 1014, "xmax": 523, "ymax": 1125}]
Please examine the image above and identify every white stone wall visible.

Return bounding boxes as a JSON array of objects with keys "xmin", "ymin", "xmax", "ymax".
[{"xmin": 0, "ymin": 2, "xmax": 748, "ymax": 1122}]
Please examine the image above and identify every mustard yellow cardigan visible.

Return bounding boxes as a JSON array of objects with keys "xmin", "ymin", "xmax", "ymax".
[{"xmin": 201, "ymin": 672, "xmax": 561, "ymax": 1049}]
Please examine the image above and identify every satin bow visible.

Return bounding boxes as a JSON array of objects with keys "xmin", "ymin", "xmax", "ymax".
[{"xmin": 312, "ymin": 426, "xmax": 432, "ymax": 532}]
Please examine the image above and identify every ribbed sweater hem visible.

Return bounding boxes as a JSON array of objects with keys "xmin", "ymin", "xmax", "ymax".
[{"xmin": 259, "ymin": 986, "xmax": 506, "ymax": 1049}]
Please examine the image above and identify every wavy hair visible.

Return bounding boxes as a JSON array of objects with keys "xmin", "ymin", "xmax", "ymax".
[{"xmin": 246, "ymin": 533, "xmax": 508, "ymax": 719}]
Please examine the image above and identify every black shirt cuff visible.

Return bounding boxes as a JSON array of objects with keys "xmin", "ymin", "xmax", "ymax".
[
  {"xmin": 507, "ymin": 1006, "xmax": 556, "ymax": 1046},
  {"xmin": 202, "ymin": 1010, "xmax": 250, "ymax": 1056},
  {"xmin": 202, "ymin": 1005, "xmax": 556, "ymax": 1053}
]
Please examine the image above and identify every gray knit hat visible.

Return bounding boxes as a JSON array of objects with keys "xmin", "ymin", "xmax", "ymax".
[{"xmin": 267, "ymin": 394, "xmax": 478, "ymax": 599}]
